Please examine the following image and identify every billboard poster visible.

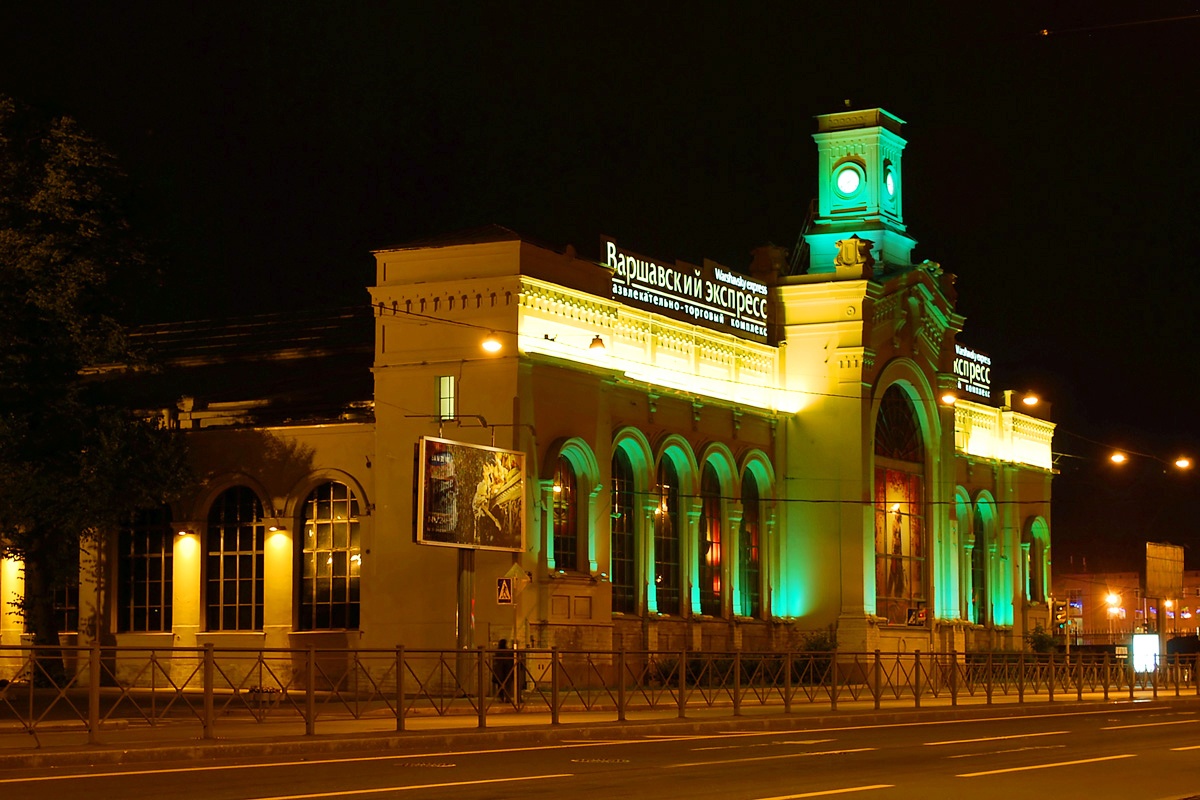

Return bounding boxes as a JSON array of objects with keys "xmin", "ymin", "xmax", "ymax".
[{"xmin": 416, "ymin": 436, "xmax": 526, "ymax": 552}]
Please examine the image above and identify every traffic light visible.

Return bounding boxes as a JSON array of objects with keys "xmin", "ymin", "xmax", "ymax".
[{"xmin": 1053, "ymin": 602, "xmax": 1067, "ymax": 631}]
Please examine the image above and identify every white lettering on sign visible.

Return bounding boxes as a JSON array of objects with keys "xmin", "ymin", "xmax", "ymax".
[
  {"xmin": 953, "ymin": 344, "xmax": 992, "ymax": 400},
  {"xmin": 605, "ymin": 239, "xmax": 770, "ymax": 342}
]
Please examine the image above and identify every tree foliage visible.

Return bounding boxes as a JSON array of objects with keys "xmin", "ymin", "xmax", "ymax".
[{"xmin": 0, "ymin": 95, "xmax": 191, "ymax": 646}]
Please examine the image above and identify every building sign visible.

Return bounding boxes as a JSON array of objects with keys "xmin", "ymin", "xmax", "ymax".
[
  {"xmin": 953, "ymin": 343, "xmax": 991, "ymax": 400},
  {"xmin": 1145, "ymin": 541, "xmax": 1184, "ymax": 599},
  {"xmin": 603, "ymin": 238, "xmax": 769, "ymax": 343},
  {"xmin": 416, "ymin": 436, "xmax": 525, "ymax": 552}
]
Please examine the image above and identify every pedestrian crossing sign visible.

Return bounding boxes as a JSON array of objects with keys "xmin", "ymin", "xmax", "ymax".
[{"xmin": 497, "ymin": 577, "xmax": 514, "ymax": 605}]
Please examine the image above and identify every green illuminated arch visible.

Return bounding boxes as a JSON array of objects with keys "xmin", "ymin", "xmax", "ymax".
[
  {"xmin": 543, "ymin": 437, "xmax": 601, "ymax": 573},
  {"xmin": 737, "ymin": 450, "xmax": 775, "ymax": 618},
  {"xmin": 971, "ymin": 492, "xmax": 999, "ymax": 625},
  {"xmin": 1023, "ymin": 516, "xmax": 1050, "ymax": 604},
  {"xmin": 696, "ymin": 444, "xmax": 737, "ymax": 618},
  {"xmin": 611, "ymin": 427, "xmax": 655, "ymax": 615},
  {"xmin": 868, "ymin": 367, "xmax": 937, "ymax": 626},
  {"xmin": 652, "ymin": 435, "xmax": 699, "ymax": 617},
  {"xmin": 954, "ymin": 487, "xmax": 973, "ymax": 620}
]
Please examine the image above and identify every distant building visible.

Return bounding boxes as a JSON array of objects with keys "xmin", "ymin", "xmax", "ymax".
[
  {"xmin": 1053, "ymin": 569, "xmax": 1200, "ymax": 641},
  {"xmin": 0, "ymin": 109, "xmax": 1054, "ymax": 668}
]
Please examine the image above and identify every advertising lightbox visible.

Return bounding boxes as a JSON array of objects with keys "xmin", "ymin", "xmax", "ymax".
[{"xmin": 415, "ymin": 436, "xmax": 526, "ymax": 552}]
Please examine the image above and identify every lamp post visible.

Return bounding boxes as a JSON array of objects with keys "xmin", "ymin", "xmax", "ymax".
[{"xmin": 1106, "ymin": 592, "xmax": 1122, "ymax": 639}]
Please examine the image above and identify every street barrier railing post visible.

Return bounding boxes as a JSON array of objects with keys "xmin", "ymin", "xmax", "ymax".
[
  {"xmin": 913, "ymin": 651, "xmax": 921, "ymax": 709},
  {"xmin": 784, "ymin": 650, "xmax": 793, "ymax": 714},
  {"xmin": 203, "ymin": 643, "xmax": 215, "ymax": 739},
  {"xmin": 873, "ymin": 650, "xmax": 881, "ymax": 711},
  {"xmin": 1017, "ymin": 651, "xmax": 1025, "ymax": 704},
  {"xmin": 305, "ymin": 646, "xmax": 316, "ymax": 735},
  {"xmin": 985, "ymin": 652, "xmax": 993, "ymax": 705},
  {"xmin": 950, "ymin": 649, "xmax": 958, "ymax": 707},
  {"xmin": 478, "ymin": 646, "xmax": 487, "ymax": 729},
  {"xmin": 88, "ymin": 642, "xmax": 100, "ymax": 744},
  {"xmin": 733, "ymin": 650, "xmax": 742, "ymax": 717},
  {"xmin": 830, "ymin": 651, "xmax": 838, "ymax": 712},
  {"xmin": 617, "ymin": 647, "xmax": 626, "ymax": 722},
  {"xmin": 551, "ymin": 646, "xmax": 561, "ymax": 725},
  {"xmin": 396, "ymin": 645, "xmax": 405, "ymax": 731}
]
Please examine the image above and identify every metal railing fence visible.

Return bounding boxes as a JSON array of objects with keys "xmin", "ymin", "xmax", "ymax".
[{"xmin": 1, "ymin": 644, "xmax": 1196, "ymax": 743}]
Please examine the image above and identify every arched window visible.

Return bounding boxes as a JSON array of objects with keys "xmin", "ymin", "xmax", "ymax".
[
  {"xmin": 739, "ymin": 475, "xmax": 762, "ymax": 618},
  {"xmin": 969, "ymin": 506, "xmax": 988, "ymax": 623},
  {"xmin": 654, "ymin": 458, "xmax": 682, "ymax": 614},
  {"xmin": 118, "ymin": 506, "xmax": 174, "ymax": 632},
  {"xmin": 206, "ymin": 486, "xmax": 264, "ymax": 631},
  {"xmin": 610, "ymin": 448, "xmax": 637, "ymax": 614},
  {"xmin": 299, "ymin": 481, "xmax": 361, "ymax": 630},
  {"xmin": 552, "ymin": 454, "xmax": 579, "ymax": 571},
  {"xmin": 873, "ymin": 385, "xmax": 926, "ymax": 625},
  {"xmin": 1025, "ymin": 517, "xmax": 1049, "ymax": 604},
  {"xmin": 698, "ymin": 462, "xmax": 723, "ymax": 616}
]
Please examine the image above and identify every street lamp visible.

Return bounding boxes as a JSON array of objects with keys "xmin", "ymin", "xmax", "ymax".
[
  {"xmin": 1106, "ymin": 592, "xmax": 1122, "ymax": 637},
  {"xmin": 1109, "ymin": 448, "xmax": 1192, "ymax": 472}
]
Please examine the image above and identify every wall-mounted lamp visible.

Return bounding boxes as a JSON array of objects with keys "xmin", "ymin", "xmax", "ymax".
[
  {"xmin": 268, "ymin": 524, "xmax": 287, "ymax": 532},
  {"xmin": 940, "ymin": 392, "xmax": 957, "ymax": 406},
  {"xmin": 482, "ymin": 332, "xmax": 502, "ymax": 353},
  {"xmin": 176, "ymin": 528, "xmax": 194, "ymax": 537},
  {"xmin": 1002, "ymin": 389, "xmax": 1040, "ymax": 410},
  {"xmin": 589, "ymin": 335, "xmax": 606, "ymax": 351}
]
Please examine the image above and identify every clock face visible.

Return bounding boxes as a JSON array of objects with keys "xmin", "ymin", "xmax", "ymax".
[
  {"xmin": 885, "ymin": 169, "xmax": 895, "ymax": 197},
  {"xmin": 835, "ymin": 166, "xmax": 860, "ymax": 195}
]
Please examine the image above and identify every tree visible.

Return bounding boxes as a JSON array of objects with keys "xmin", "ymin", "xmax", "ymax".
[{"xmin": 0, "ymin": 95, "xmax": 192, "ymax": 650}]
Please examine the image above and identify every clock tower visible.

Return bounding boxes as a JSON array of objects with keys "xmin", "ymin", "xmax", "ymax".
[{"xmin": 804, "ymin": 108, "xmax": 917, "ymax": 277}]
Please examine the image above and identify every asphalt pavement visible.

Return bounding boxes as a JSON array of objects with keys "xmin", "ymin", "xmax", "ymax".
[{"xmin": 5, "ymin": 688, "xmax": 1200, "ymax": 772}]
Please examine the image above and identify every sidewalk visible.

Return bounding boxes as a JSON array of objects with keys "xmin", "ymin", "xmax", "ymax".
[{"xmin": 4, "ymin": 689, "xmax": 1200, "ymax": 772}]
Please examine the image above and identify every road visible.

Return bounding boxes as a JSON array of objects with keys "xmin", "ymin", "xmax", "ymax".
[{"xmin": 3, "ymin": 705, "xmax": 1200, "ymax": 799}]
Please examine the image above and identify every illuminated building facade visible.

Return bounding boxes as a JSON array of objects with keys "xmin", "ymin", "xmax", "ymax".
[{"xmin": 0, "ymin": 108, "xmax": 1054, "ymax": 662}]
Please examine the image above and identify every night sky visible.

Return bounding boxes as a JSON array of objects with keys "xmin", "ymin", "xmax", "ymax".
[{"xmin": 3, "ymin": 3, "xmax": 1198, "ymax": 569}]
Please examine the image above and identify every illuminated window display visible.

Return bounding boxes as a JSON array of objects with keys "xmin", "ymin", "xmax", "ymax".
[
  {"xmin": 874, "ymin": 386, "xmax": 927, "ymax": 625},
  {"xmin": 698, "ymin": 463, "xmax": 723, "ymax": 616},
  {"xmin": 551, "ymin": 455, "xmax": 579, "ymax": 571},
  {"xmin": 654, "ymin": 458, "xmax": 682, "ymax": 615}
]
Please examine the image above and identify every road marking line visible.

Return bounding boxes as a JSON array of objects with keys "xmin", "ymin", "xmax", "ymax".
[
  {"xmin": 671, "ymin": 748, "xmax": 875, "ymax": 768},
  {"xmin": 752, "ymin": 786, "xmax": 893, "ymax": 799},
  {"xmin": 0, "ymin": 738, "xmax": 696, "ymax": 783},
  {"xmin": 958, "ymin": 753, "xmax": 1135, "ymax": 777},
  {"xmin": 693, "ymin": 739, "xmax": 834, "ymax": 751},
  {"xmin": 924, "ymin": 730, "xmax": 1069, "ymax": 746},
  {"xmin": 1102, "ymin": 719, "xmax": 1200, "ymax": 730},
  {"xmin": 945, "ymin": 744, "xmax": 1066, "ymax": 759},
  {"xmin": 244, "ymin": 773, "xmax": 574, "ymax": 799}
]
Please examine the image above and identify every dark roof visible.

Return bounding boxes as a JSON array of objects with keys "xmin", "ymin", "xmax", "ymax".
[
  {"xmin": 374, "ymin": 224, "xmax": 571, "ymax": 258},
  {"xmin": 375, "ymin": 224, "xmax": 523, "ymax": 252},
  {"xmin": 92, "ymin": 306, "xmax": 375, "ymax": 427}
]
